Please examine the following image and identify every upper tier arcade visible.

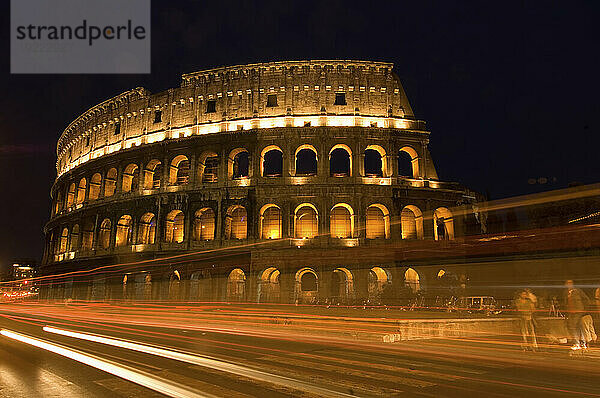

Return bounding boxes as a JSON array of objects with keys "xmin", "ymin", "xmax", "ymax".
[{"xmin": 55, "ymin": 60, "xmax": 423, "ymax": 179}]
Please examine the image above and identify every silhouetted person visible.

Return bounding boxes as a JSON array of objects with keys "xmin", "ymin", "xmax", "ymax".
[
  {"xmin": 564, "ymin": 279, "xmax": 590, "ymax": 350},
  {"xmin": 515, "ymin": 290, "xmax": 538, "ymax": 350},
  {"xmin": 436, "ymin": 218, "xmax": 447, "ymax": 240},
  {"xmin": 594, "ymin": 285, "xmax": 600, "ymax": 330}
]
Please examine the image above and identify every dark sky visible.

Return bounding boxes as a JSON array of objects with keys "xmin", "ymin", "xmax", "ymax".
[{"xmin": 0, "ymin": 1, "xmax": 598, "ymax": 268}]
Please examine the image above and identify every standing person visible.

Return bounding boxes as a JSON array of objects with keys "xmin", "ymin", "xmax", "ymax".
[
  {"xmin": 593, "ymin": 285, "xmax": 600, "ymax": 329},
  {"xmin": 564, "ymin": 280, "xmax": 590, "ymax": 350},
  {"xmin": 515, "ymin": 290, "xmax": 538, "ymax": 351}
]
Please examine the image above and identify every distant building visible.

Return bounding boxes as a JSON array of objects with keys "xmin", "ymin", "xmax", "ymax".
[{"xmin": 12, "ymin": 262, "xmax": 35, "ymax": 280}]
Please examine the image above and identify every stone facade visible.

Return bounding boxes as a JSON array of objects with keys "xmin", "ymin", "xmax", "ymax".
[{"xmin": 42, "ymin": 60, "xmax": 482, "ymax": 304}]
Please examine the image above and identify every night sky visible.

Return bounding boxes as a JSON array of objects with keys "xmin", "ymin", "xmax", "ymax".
[{"xmin": 0, "ymin": 1, "xmax": 598, "ymax": 269}]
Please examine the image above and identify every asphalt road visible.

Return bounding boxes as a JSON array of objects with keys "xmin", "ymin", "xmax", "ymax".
[{"xmin": 0, "ymin": 304, "xmax": 599, "ymax": 397}]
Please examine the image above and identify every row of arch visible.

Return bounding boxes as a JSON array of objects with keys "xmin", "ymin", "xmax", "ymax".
[
  {"xmin": 51, "ymin": 204, "xmax": 454, "ymax": 256},
  {"xmin": 53, "ymin": 145, "xmax": 421, "ymax": 215},
  {"xmin": 44, "ymin": 265, "xmax": 424, "ymax": 304}
]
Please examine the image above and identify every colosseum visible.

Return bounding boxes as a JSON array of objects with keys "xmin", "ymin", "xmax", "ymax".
[{"xmin": 42, "ymin": 60, "xmax": 483, "ymax": 304}]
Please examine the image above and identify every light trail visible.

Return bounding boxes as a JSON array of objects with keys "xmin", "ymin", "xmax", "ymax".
[
  {"xmin": 0, "ymin": 329, "xmax": 212, "ymax": 398},
  {"xmin": 43, "ymin": 325, "xmax": 357, "ymax": 398}
]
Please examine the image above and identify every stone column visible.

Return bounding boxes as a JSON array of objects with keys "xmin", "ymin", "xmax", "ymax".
[
  {"xmin": 137, "ymin": 160, "xmax": 145, "ymax": 194},
  {"xmin": 189, "ymin": 154, "xmax": 198, "ymax": 187},
  {"xmin": 162, "ymin": 154, "xmax": 170, "ymax": 189}
]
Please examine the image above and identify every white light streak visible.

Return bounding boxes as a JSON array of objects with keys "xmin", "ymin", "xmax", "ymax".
[
  {"xmin": 43, "ymin": 326, "xmax": 354, "ymax": 397},
  {"xmin": 1, "ymin": 329, "xmax": 210, "ymax": 398}
]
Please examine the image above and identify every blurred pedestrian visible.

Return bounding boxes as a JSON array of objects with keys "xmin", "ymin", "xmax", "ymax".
[
  {"xmin": 515, "ymin": 290, "xmax": 538, "ymax": 351},
  {"xmin": 593, "ymin": 285, "xmax": 600, "ymax": 328},
  {"xmin": 549, "ymin": 296, "xmax": 561, "ymax": 317},
  {"xmin": 581, "ymin": 314, "xmax": 597, "ymax": 347},
  {"xmin": 564, "ymin": 280, "xmax": 590, "ymax": 351}
]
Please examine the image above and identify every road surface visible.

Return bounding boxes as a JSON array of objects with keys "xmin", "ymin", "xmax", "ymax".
[{"xmin": 0, "ymin": 303, "xmax": 599, "ymax": 397}]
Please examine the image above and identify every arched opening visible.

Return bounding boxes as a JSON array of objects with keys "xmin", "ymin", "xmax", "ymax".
[
  {"xmin": 330, "ymin": 268, "xmax": 354, "ymax": 303},
  {"xmin": 295, "ymin": 145, "xmax": 317, "ymax": 176},
  {"xmin": 366, "ymin": 204, "xmax": 390, "ymax": 239},
  {"xmin": 194, "ymin": 208, "xmax": 215, "ymax": 241},
  {"xmin": 115, "ymin": 215, "xmax": 133, "ymax": 247},
  {"xmin": 66, "ymin": 183, "xmax": 76, "ymax": 209},
  {"xmin": 54, "ymin": 191, "xmax": 63, "ymax": 215},
  {"xmin": 330, "ymin": 203, "xmax": 353, "ymax": 238},
  {"xmin": 260, "ymin": 205, "xmax": 282, "ymax": 239},
  {"xmin": 143, "ymin": 159, "xmax": 162, "ymax": 189},
  {"xmin": 138, "ymin": 213, "xmax": 156, "ymax": 244},
  {"xmin": 169, "ymin": 271, "xmax": 181, "ymax": 301},
  {"xmin": 198, "ymin": 152, "xmax": 219, "ymax": 183},
  {"xmin": 81, "ymin": 221, "xmax": 94, "ymax": 250},
  {"xmin": 295, "ymin": 267, "xmax": 318, "ymax": 303},
  {"xmin": 329, "ymin": 145, "xmax": 351, "ymax": 177},
  {"xmin": 404, "ymin": 267, "xmax": 420, "ymax": 293},
  {"xmin": 169, "ymin": 155, "xmax": 190, "ymax": 185},
  {"xmin": 138, "ymin": 273, "xmax": 152, "ymax": 301},
  {"xmin": 59, "ymin": 227, "xmax": 69, "ymax": 253},
  {"xmin": 229, "ymin": 149, "xmax": 249, "ymax": 179},
  {"xmin": 368, "ymin": 266, "xmax": 391, "ymax": 300},
  {"xmin": 398, "ymin": 147, "xmax": 419, "ymax": 178},
  {"xmin": 89, "ymin": 173, "xmax": 102, "ymax": 200},
  {"xmin": 294, "ymin": 204, "xmax": 318, "ymax": 239},
  {"xmin": 262, "ymin": 146, "xmax": 283, "ymax": 177},
  {"xmin": 227, "ymin": 268, "xmax": 246, "ymax": 302},
  {"xmin": 258, "ymin": 267, "xmax": 281, "ymax": 303},
  {"xmin": 190, "ymin": 270, "xmax": 212, "ymax": 301},
  {"xmin": 165, "ymin": 210, "xmax": 185, "ymax": 243},
  {"xmin": 104, "ymin": 168, "xmax": 117, "ymax": 197},
  {"xmin": 122, "ymin": 274, "xmax": 132, "ymax": 301},
  {"xmin": 69, "ymin": 224, "xmax": 80, "ymax": 251},
  {"xmin": 364, "ymin": 145, "xmax": 386, "ymax": 177},
  {"xmin": 75, "ymin": 178, "xmax": 87, "ymax": 205},
  {"xmin": 434, "ymin": 207, "xmax": 454, "ymax": 241},
  {"xmin": 225, "ymin": 205, "xmax": 247, "ymax": 240},
  {"xmin": 99, "ymin": 219, "xmax": 111, "ymax": 249},
  {"xmin": 398, "ymin": 151, "xmax": 413, "ymax": 177},
  {"xmin": 401, "ymin": 205, "xmax": 424, "ymax": 240},
  {"xmin": 122, "ymin": 164, "xmax": 139, "ymax": 193}
]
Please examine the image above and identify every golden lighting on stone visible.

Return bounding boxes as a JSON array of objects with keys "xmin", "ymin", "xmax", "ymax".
[{"xmin": 57, "ymin": 115, "xmax": 414, "ymax": 177}]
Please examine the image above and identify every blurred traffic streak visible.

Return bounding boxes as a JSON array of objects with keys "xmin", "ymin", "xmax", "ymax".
[
  {"xmin": 2, "ymin": 303, "xmax": 600, "ymax": 397},
  {"xmin": 2, "ymin": 185, "xmax": 600, "ymax": 396},
  {"xmin": 1, "ymin": 329, "xmax": 209, "ymax": 398},
  {"xmin": 42, "ymin": 326, "xmax": 355, "ymax": 397}
]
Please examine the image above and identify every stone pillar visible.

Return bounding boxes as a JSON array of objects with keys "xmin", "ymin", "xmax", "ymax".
[
  {"xmin": 184, "ymin": 200, "xmax": 192, "ymax": 249},
  {"xmin": 319, "ymin": 267, "xmax": 332, "ymax": 301},
  {"xmin": 162, "ymin": 154, "xmax": 170, "ymax": 188},
  {"xmin": 109, "ymin": 217, "xmax": 117, "ymax": 251},
  {"xmin": 321, "ymin": 144, "xmax": 329, "ymax": 177},
  {"xmin": 358, "ymin": 152, "xmax": 365, "ymax": 177},
  {"xmin": 219, "ymin": 148, "xmax": 226, "ymax": 183},
  {"xmin": 99, "ymin": 172, "xmax": 107, "ymax": 198},
  {"xmin": 280, "ymin": 148, "xmax": 289, "ymax": 178},
  {"xmin": 189, "ymin": 154, "xmax": 198, "ymax": 187},
  {"xmin": 423, "ymin": 209, "xmax": 435, "ymax": 240},
  {"xmin": 216, "ymin": 196, "xmax": 223, "ymax": 243},
  {"xmin": 391, "ymin": 151, "xmax": 399, "ymax": 177},
  {"xmin": 279, "ymin": 269, "xmax": 296, "ymax": 304},
  {"xmin": 155, "ymin": 197, "xmax": 163, "ymax": 246},
  {"xmin": 247, "ymin": 270, "xmax": 258, "ymax": 303},
  {"xmin": 115, "ymin": 164, "xmax": 124, "ymax": 194},
  {"xmin": 137, "ymin": 160, "xmax": 145, "ymax": 194}
]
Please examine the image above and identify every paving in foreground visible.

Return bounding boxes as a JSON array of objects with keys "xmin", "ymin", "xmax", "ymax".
[{"xmin": 0, "ymin": 303, "xmax": 599, "ymax": 397}]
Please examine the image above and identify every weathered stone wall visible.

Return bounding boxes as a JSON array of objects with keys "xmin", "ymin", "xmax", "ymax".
[{"xmin": 55, "ymin": 60, "xmax": 423, "ymax": 178}]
